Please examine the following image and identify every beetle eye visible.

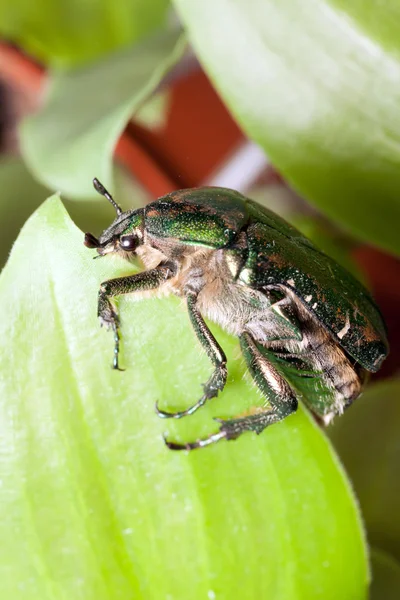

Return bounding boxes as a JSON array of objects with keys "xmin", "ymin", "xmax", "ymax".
[{"xmin": 120, "ymin": 235, "xmax": 137, "ymax": 251}]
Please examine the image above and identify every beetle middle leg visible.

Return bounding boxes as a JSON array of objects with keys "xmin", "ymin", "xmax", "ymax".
[
  {"xmin": 98, "ymin": 263, "xmax": 176, "ymax": 370},
  {"xmin": 156, "ymin": 290, "xmax": 227, "ymax": 419},
  {"xmin": 164, "ymin": 331, "xmax": 297, "ymax": 450}
]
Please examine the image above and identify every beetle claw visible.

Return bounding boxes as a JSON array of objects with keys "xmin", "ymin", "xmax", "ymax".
[
  {"xmin": 155, "ymin": 395, "xmax": 207, "ymax": 419},
  {"xmin": 162, "ymin": 430, "xmax": 227, "ymax": 451}
]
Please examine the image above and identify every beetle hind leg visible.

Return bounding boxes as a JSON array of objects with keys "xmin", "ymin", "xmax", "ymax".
[
  {"xmin": 164, "ymin": 332, "xmax": 298, "ymax": 450},
  {"xmin": 156, "ymin": 290, "xmax": 227, "ymax": 419}
]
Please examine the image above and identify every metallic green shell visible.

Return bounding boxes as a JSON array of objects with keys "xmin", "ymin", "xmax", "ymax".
[
  {"xmin": 240, "ymin": 215, "xmax": 389, "ymax": 372},
  {"xmin": 144, "ymin": 187, "xmax": 249, "ymax": 248}
]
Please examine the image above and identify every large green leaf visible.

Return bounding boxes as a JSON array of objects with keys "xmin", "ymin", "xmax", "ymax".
[
  {"xmin": 173, "ymin": 0, "xmax": 400, "ymax": 256},
  {"xmin": 0, "ymin": 0, "xmax": 170, "ymax": 68},
  {"xmin": 20, "ymin": 31, "xmax": 184, "ymax": 200},
  {"xmin": 0, "ymin": 197, "xmax": 368, "ymax": 599}
]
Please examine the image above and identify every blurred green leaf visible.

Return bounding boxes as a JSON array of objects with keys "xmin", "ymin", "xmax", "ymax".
[
  {"xmin": 370, "ymin": 548, "xmax": 400, "ymax": 600},
  {"xmin": 329, "ymin": 379, "xmax": 400, "ymax": 566},
  {"xmin": 0, "ymin": 0, "xmax": 170, "ymax": 68},
  {"xmin": 0, "ymin": 197, "xmax": 368, "ymax": 599},
  {"xmin": 0, "ymin": 157, "xmax": 49, "ymax": 268},
  {"xmin": 20, "ymin": 32, "xmax": 185, "ymax": 199},
  {"xmin": 173, "ymin": 0, "xmax": 400, "ymax": 256}
]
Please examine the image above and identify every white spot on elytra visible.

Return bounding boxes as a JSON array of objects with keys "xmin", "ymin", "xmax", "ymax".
[
  {"xmin": 208, "ymin": 591, "xmax": 216, "ymax": 600},
  {"xmin": 337, "ymin": 313, "xmax": 351, "ymax": 339},
  {"xmin": 305, "ymin": 295, "xmax": 312, "ymax": 302},
  {"xmin": 312, "ymin": 302, "xmax": 318, "ymax": 309}
]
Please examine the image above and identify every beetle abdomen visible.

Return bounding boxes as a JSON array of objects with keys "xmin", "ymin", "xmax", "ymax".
[{"xmin": 253, "ymin": 290, "xmax": 366, "ymax": 422}]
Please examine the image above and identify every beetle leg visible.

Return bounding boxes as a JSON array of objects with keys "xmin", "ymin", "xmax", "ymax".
[
  {"xmin": 98, "ymin": 262, "xmax": 176, "ymax": 370},
  {"xmin": 164, "ymin": 331, "xmax": 297, "ymax": 450},
  {"xmin": 156, "ymin": 290, "xmax": 227, "ymax": 419}
]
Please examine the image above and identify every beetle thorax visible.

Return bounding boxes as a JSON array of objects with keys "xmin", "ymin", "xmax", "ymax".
[{"xmin": 135, "ymin": 238, "xmax": 237, "ymax": 301}]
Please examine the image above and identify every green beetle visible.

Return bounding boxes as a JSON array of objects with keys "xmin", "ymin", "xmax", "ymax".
[{"xmin": 84, "ymin": 179, "xmax": 389, "ymax": 450}]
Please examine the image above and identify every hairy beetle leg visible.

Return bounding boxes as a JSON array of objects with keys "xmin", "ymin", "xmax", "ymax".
[
  {"xmin": 156, "ymin": 290, "xmax": 227, "ymax": 419},
  {"xmin": 162, "ymin": 412, "xmax": 277, "ymax": 451},
  {"xmin": 164, "ymin": 331, "xmax": 298, "ymax": 450},
  {"xmin": 164, "ymin": 406, "xmax": 296, "ymax": 451}
]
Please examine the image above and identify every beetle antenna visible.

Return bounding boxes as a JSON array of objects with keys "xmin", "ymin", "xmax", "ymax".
[{"xmin": 93, "ymin": 178, "xmax": 122, "ymax": 216}]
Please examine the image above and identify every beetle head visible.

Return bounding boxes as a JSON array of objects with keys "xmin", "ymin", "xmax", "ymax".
[{"xmin": 84, "ymin": 178, "xmax": 144, "ymax": 257}]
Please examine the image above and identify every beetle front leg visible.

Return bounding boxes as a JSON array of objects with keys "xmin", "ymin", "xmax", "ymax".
[
  {"xmin": 156, "ymin": 290, "xmax": 227, "ymax": 419},
  {"xmin": 164, "ymin": 331, "xmax": 297, "ymax": 450},
  {"xmin": 98, "ymin": 263, "xmax": 176, "ymax": 370},
  {"xmin": 98, "ymin": 286, "xmax": 123, "ymax": 370}
]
